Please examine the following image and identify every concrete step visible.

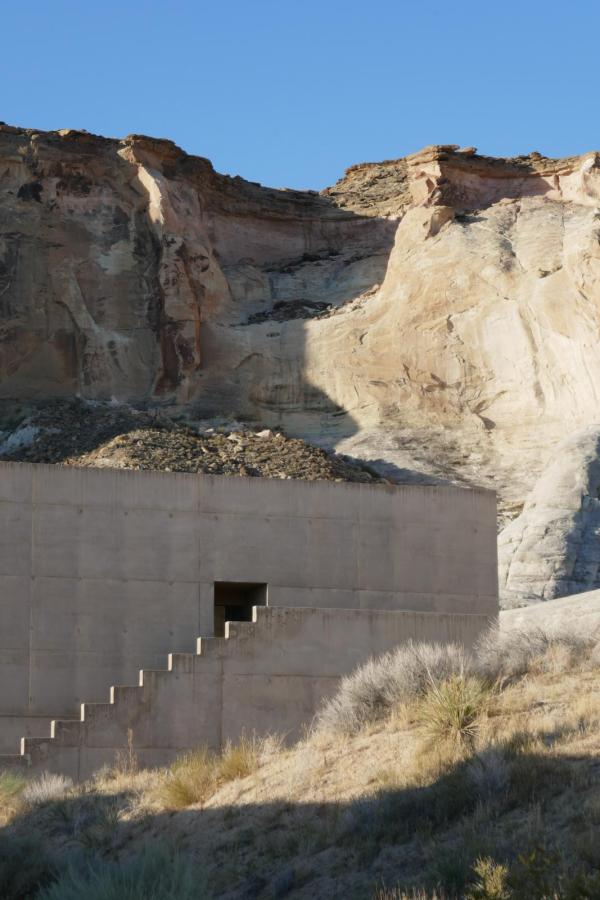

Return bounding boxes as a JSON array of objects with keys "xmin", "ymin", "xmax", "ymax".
[{"xmin": 15, "ymin": 610, "xmax": 263, "ymax": 774}]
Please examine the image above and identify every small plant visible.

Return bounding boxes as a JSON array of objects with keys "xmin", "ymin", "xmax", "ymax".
[
  {"xmin": 114, "ymin": 727, "xmax": 138, "ymax": 776},
  {"xmin": 467, "ymin": 749, "xmax": 509, "ymax": 799},
  {"xmin": 218, "ymin": 733, "xmax": 260, "ymax": 782},
  {"xmin": 417, "ymin": 675, "xmax": 491, "ymax": 748},
  {"xmin": 465, "ymin": 857, "xmax": 511, "ymax": 900},
  {"xmin": 22, "ymin": 772, "xmax": 74, "ymax": 806},
  {"xmin": 318, "ymin": 623, "xmax": 600, "ymax": 737}
]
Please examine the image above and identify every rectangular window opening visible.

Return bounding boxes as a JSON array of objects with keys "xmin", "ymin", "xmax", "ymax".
[{"xmin": 213, "ymin": 581, "xmax": 268, "ymax": 637}]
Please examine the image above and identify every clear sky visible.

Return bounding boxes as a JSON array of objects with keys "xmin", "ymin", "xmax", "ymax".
[{"xmin": 2, "ymin": 0, "xmax": 599, "ymax": 190}]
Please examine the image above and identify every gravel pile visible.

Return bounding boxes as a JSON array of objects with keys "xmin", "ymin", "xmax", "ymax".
[{"xmin": 0, "ymin": 399, "xmax": 382, "ymax": 484}]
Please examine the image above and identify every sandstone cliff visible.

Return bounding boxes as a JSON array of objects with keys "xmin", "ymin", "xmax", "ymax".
[{"xmin": 3, "ymin": 123, "xmax": 600, "ymax": 604}]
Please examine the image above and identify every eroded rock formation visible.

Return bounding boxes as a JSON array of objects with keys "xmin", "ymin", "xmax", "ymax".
[
  {"xmin": 3, "ymin": 123, "xmax": 600, "ymax": 604},
  {"xmin": 0, "ymin": 123, "xmax": 394, "ymax": 404},
  {"xmin": 499, "ymin": 428, "xmax": 600, "ymax": 605}
]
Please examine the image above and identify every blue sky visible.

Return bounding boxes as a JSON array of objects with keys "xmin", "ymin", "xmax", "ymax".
[{"xmin": 2, "ymin": 1, "xmax": 599, "ymax": 189}]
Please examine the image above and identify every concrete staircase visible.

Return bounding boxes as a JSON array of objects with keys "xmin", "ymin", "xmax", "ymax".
[
  {"xmin": 8, "ymin": 619, "xmax": 251, "ymax": 780},
  {"xmin": 0, "ymin": 605, "xmax": 490, "ymax": 781}
]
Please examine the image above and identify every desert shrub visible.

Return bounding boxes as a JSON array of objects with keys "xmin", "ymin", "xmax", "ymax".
[
  {"xmin": 22, "ymin": 772, "xmax": 74, "ymax": 806},
  {"xmin": 157, "ymin": 735, "xmax": 261, "ymax": 810},
  {"xmin": 417, "ymin": 675, "xmax": 492, "ymax": 749},
  {"xmin": 315, "ymin": 641, "xmax": 469, "ymax": 734},
  {"xmin": 38, "ymin": 842, "xmax": 199, "ymax": 900},
  {"xmin": 475, "ymin": 625, "xmax": 594, "ymax": 682},
  {"xmin": 317, "ymin": 621, "xmax": 600, "ymax": 736},
  {"xmin": 0, "ymin": 833, "xmax": 58, "ymax": 899},
  {"xmin": 562, "ymin": 869, "xmax": 600, "ymax": 899},
  {"xmin": 465, "ymin": 857, "xmax": 510, "ymax": 899}
]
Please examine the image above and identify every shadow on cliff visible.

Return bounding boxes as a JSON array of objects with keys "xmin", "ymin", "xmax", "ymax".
[
  {"xmin": 1, "ymin": 742, "xmax": 590, "ymax": 898},
  {"xmin": 193, "ymin": 192, "xmax": 399, "ymax": 452},
  {"xmin": 342, "ymin": 455, "xmax": 464, "ymax": 488}
]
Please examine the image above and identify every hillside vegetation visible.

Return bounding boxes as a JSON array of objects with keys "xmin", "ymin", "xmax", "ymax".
[{"xmin": 2, "ymin": 619, "xmax": 600, "ymax": 898}]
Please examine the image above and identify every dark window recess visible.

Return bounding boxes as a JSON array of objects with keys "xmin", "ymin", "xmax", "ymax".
[{"xmin": 213, "ymin": 582, "xmax": 267, "ymax": 637}]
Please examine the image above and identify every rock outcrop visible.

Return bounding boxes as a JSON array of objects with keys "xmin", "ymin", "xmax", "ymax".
[
  {"xmin": 3, "ymin": 123, "xmax": 600, "ymax": 604},
  {"xmin": 0, "ymin": 123, "xmax": 394, "ymax": 404},
  {"xmin": 499, "ymin": 427, "xmax": 600, "ymax": 605}
]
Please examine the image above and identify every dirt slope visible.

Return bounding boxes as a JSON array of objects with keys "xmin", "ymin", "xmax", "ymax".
[{"xmin": 3, "ymin": 620, "xmax": 600, "ymax": 899}]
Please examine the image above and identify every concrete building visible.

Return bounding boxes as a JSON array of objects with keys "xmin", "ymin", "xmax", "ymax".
[{"xmin": 0, "ymin": 462, "xmax": 497, "ymax": 779}]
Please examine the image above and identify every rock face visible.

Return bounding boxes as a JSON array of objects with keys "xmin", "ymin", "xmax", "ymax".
[
  {"xmin": 0, "ymin": 123, "xmax": 395, "ymax": 404},
  {"xmin": 3, "ymin": 123, "xmax": 600, "ymax": 604},
  {"xmin": 499, "ymin": 427, "xmax": 600, "ymax": 605}
]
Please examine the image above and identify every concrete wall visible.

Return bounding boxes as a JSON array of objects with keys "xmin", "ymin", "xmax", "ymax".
[
  {"xmin": 23, "ymin": 606, "xmax": 492, "ymax": 780},
  {"xmin": 0, "ymin": 461, "xmax": 497, "ymax": 753}
]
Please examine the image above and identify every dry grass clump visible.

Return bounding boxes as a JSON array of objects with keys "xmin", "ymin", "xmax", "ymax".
[
  {"xmin": 22, "ymin": 772, "xmax": 74, "ymax": 807},
  {"xmin": 157, "ymin": 734, "xmax": 262, "ymax": 810},
  {"xmin": 157, "ymin": 747, "xmax": 215, "ymax": 809}
]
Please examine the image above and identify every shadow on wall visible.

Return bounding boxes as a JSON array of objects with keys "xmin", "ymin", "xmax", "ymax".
[{"xmin": 1, "ymin": 742, "xmax": 590, "ymax": 897}]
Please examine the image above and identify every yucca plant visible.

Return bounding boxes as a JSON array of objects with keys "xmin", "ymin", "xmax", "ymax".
[{"xmin": 417, "ymin": 675, "xmax": 491, "ymax": 748}]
